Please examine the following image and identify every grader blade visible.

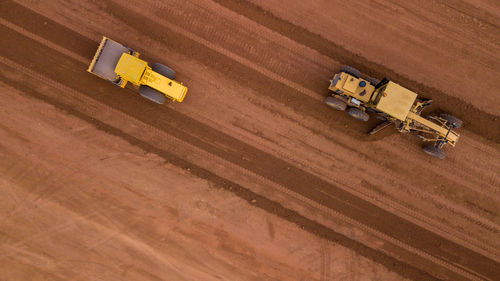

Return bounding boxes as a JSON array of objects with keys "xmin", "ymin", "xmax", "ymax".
[{"xmin": 369, "ymin": 120, "xmax": 392, "ymax": 135}]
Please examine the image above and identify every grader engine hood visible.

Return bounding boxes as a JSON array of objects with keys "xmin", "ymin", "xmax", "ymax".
[
  {"xmin": 330, "ymin": 73, "xmax": 376, "ymax": 104},
  {"xmin": 374, "ymin": 82, "xmax": 417, "ymax": 121}
]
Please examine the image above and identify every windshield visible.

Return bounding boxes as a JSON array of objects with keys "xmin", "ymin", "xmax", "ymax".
[
  {"xmin": 331, "ymin": 73, "xmax": 341, "ymax": 87},
  {"xmin": 372, "ymin": 85, "xmax": 387, "ymax": 105}
]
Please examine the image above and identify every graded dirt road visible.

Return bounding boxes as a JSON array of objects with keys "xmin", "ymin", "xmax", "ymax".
[{"xmin": 1, "ymin": 0, "xmax": 499, "ymax": 280}]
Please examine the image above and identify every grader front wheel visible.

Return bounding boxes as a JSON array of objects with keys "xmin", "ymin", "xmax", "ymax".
[
  {"xmin": 325, "ymin": 96, "xmax": 347, "ymax": 111},
  {"xmin": 340, "ymin": 65, "xmax": 361, "ymax": 78},
  {"xmin": 364, "ymin": 76, "xmax": 380, "ymax": 86},
  {"xmin": 423, "ymin": 145, "xmax": 446, "ymax": 159},
  {"xmin": 440, "ymin": 114, "xmax": 462, "ymax": 129},
  {"xmin": 347, "ymin": 107, "xmax": 369, "ymax": 122}
]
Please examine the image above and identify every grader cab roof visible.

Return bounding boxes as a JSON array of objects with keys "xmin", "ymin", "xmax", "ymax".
[{"xmin": 374, "ymin": 82, "xmax": 417, "ymax": 121}]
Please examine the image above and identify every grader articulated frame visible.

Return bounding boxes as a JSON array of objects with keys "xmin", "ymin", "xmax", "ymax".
[{"xmin": 325, "ymin": 65, "xmax": 461, "ymax": 159}]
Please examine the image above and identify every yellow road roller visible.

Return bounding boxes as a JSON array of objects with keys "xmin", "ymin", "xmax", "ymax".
[{"xmin": 88, "ymin": 36, "xmax": 187, "ymax": 104}]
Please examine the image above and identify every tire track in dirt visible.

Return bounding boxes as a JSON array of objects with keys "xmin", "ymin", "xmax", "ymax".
[
  {"xmin": 0, "ymin": 18, "xmax": 87, "ymax": 65},
  {"xmin": 3, "ymin": 1, "xmax": 500, "ymax": 278},
  {"xmin": 143, "ymin": 0, "xmax": 500, "ymax": 253},
  {"xmin": 235, "ymin": 94, "xmax": 500, "ymax": 260},
  {"xmin": 320, "ymin": 240, "xmax": 331, "ymax": 281},
  {"xmin": 114, "ymin": 0, "xmax": 323, "ymax": 102},
  {"xmin": 143, "ymin": 0, "xmax": 333, "ymax": 93},
  {"xmin": 0, "ymin": 18, "xmax": 464, "ymax": 278},
  {"xmin": 98, "ymin": 0, "xmax": 398, "ymax": 141},
  {"xmin": 438, "ymin": 0, "xmax": 500, "ymax": 28},
  {"xmin": 1, "ymin": 1, "xmax": 498, "ymax": 278},
  {"xmin": 8, "ymin": 0, "xmax": 500, "ymax": 201},
  {"xmin": 227, "ymin": 103, "xmax": 500, "ymax": 262},
  {"xmin": 4, "ymin": 0, "xmax": 397, "ymax": 169},
  {"xmin": 212, "ymin": 0, "xmax": 500, "ymax": 144},
  {"xmin": 78, "ymin": 0, "xmax": 500, "ymax": 235},
  {"xmin": 0, "ymin": 60, "xmax": 449, "ymax": 281},
  {"xmin": 2, "ymin": 0, "xmax": 390, "ymax": 164},
  {"xmin": 0, "ymin": 58, "xmax": 442, "ymax": 281},
  {"xmin": 0, "ymin": 19, "xmax": 496, "ymax": 281},
  {"xmin": 0, "ymin": 179, "xmax": 187, "ymax": 280},
  {"xmin": 97, "ymin": 0, "xmax": 500, "ymax": 215},
  {"xmin": 88, "ymin": 4, "xmax": 500, "ymax": 274},
  {"xmin": 0, "ymin": 1, "xmax": 95, "ymax": 57},
  {"xmin": 319, "ymin": 244, "xmax": 326, "ymax": 281}
]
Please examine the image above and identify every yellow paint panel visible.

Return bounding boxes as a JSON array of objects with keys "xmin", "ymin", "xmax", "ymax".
[
  {"xmin": 337, "ymin": 73, "xmax": 375, "ymax": 103},
  {"xmin": 141, "ymin": 70, "xmax": 188, "ymax": 102},
  {"xmin": 375, "ymin": 82, "xmax": 417, "ymax": 121},
  {"xmin": 407, "ymin": 112, "xmax": 459, "ymax": 144},
  {"xmin": 114, "ymin": 53, "xmax": 148, "ymax": 85}
]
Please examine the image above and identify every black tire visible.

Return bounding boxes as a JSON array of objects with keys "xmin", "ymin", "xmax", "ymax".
[
  {"xmin": 325, "ymin": 96, "xmax": 347, "ymax": 111},
  {"xmin": 364, "ymin": 76, "xmax": 380, "ymax": 86},
  {"xmin": 423, "ymin": 145, "xmax": 446, "ymax": 159},
  {"xmin": 340, "ymin": 65, "xmax": 361, "ymax": 78},
  {"xmin": 139, "ymin": 85, "xmax": 166, "ymax": 104},
  {"xmin": 440, "ymin": 113, "xmax": 462, "ymax": 129},
  {"xmin": 152, "ymin": 63, "xmax": 176, "ymax": 80},
  {"xmin": 347, "ymin": 107, "xmax": 369, "ymax": 122}
]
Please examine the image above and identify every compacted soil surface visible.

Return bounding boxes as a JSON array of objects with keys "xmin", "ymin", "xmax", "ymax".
[{"xmin": 1, "ymin": 0, "xmax": 499, "ymax": 280}]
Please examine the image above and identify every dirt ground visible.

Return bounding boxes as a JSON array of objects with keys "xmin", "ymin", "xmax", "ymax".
[{"xmin": 0, "ymin": 0, "xmax": 499, "ymax": 280}]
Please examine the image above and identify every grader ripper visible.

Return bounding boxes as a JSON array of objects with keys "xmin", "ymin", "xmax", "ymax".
[
  {"xmin": 326, "ymin": 66, "xmax": 461, "ymax": 159},
  {"xmin": 88, "ymin": 36, "xmax": 187, "ymax": 104}
]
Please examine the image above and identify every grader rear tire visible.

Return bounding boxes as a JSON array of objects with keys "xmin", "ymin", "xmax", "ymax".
[
  {"xmin": 340, "ymin": 65, "xmax": 361, "ymax": 78},
  {"xmin": 423, "ymin": 145, "xmax": 446, "ymax": 159},
  {"xmin": 365, "ymin": 76, "xmax": 380, "ymax": 86},
  {"xmin": 440, "ymin": 113, "xmax": 462, "ymax": 129},
  {"xmin": 325, "ymin": 96, "xmax": 347, "ymax": 111},
  {"xmin": 347, "ymin": 107, "xmax": 369, "ymax": 122}
]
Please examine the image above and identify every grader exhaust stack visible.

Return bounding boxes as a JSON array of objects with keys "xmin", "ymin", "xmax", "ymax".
[{"xmin": 325, "ymin": 65, "xmax": 461, "ymax": 159}]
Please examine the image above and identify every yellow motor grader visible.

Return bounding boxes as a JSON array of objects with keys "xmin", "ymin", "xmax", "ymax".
[
  {"xmin": 326, "ymin": 65, "xmax": 461, "ymax": 159},
  {"xmin": 88, "ymin": 36, "xmax": 187, "ymax": 104}
]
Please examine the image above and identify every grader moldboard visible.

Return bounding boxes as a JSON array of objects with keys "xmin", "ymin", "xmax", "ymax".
[
  {"xmin": 88, "ymin": 36, "xmax": 187, "ymax": 104},
  {"xmin": 326, "ymin": 65, "xmax": 461, "ymax": 159}
]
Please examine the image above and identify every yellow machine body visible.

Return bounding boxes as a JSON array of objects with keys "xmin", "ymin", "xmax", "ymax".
[
  {"xmin": 407, "ymin": 111, "xmax": 459, "ymax": 145},
  {"xmin": 88, "ymin": 36, "xmax": 187, "ymax": 103},
  {"xmin": 115, "ymin": 54, "xmax": 187, "ymax": 102},
  {"xmin": 114, "ymin": 53, "xmax": 148, "ymax": 85},
  {"xmin": 373, "ymin": 82, "xmax": 417, "ymax": 121},
  {"xmin": 328, "ymin": 69, "xmax": 460, "ymax": 149}
]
